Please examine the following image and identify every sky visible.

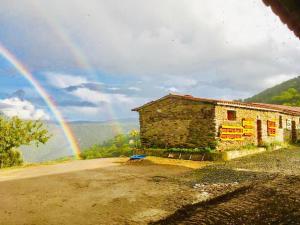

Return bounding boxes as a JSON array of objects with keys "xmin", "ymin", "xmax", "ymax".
[{"xmin": 0, "ymin": 0, "xmax": 300, "ymax": 121}]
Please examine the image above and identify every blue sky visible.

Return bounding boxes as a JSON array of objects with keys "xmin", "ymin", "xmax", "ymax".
[{"xmin": 0, "ymin": 0, "xmax": 300, "ymax": 121}]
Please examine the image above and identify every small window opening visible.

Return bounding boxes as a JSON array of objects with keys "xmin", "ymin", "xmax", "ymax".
[{"xmin": 227, "ymin": 110, "xmax": 236, "ymax": 121}]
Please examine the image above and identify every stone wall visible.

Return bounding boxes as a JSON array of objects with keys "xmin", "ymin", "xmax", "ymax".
[
  {"xmin": 136, "ymin": 96, "xmax": 300, "ymax": 151},
  {"xmin": 137, "ymin": 97, "xmax": 216, "ymax": 149},
  {"xmin": 215, "ymin": 105, "xmax": 300, "ymax": 151}
]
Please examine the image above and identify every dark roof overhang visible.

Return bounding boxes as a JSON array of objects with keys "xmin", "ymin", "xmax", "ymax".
[{"xmin": 263, "ymin": 0, "xmax": 300, "ymax": 39}]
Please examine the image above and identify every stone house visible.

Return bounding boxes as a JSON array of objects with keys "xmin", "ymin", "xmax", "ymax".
[{"xmin": 132, "ymin": 93, "xmax": 300, "ymax": 151}]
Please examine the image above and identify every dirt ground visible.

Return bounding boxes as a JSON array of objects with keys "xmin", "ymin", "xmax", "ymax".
[
  {"xmin": 0, "ymin": 148, "xmax": 299, "ymax": 225},
  {"xmin": 0, "ymin": 157, "xmax": 208, "ymax": 225},
  {"xmin": 153, "ymin": 175, "xmax": 300, "ymax": 225},
  {"xmin": 154, "ymin": 147, "xmax": 300, "ymax": 225}
]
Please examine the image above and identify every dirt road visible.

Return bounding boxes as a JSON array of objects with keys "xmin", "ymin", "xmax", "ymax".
[
  {"xmin": 1, "ymin": 148, "xmax": 299, "ymax": 225},
  {"xmin": 0, "ymin": 158, "xmax": 203, "ymax": 225},
  {"xmin": 0, "ymin": 158, "xmax": 128, "ymax": 182}
]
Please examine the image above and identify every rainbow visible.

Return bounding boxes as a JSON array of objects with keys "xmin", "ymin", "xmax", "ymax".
[
  {"xmin": 0, "ymin": 43, "xmax": 81, "ymax": 159},
  {"xmin": 31, "ymin": 1, "xmax": 97, "ymax": 78},
  {"xmin": 31, "ymin": 1, "xmax": 125, "ymax": 134},
  {"xmin": 30, "ymin": 3, "xmax": 125, "ymax": 134}
]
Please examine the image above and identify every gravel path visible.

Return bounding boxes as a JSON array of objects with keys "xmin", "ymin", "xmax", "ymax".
[{"xmin": 152, "ymin": 147, "xmax": 300, "ymax": 225}]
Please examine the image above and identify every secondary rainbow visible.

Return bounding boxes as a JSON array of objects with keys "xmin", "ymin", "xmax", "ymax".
[{"xmin": 0, "ymin": 43, "xmax": 81, "ymax": 158}]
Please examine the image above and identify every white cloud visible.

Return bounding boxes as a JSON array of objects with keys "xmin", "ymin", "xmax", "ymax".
[
  {"xmin": 71, "ymin": 88, "xmax": 111, "ymax": 104},
  {"xmin": 62, "ymin": 106, "xmax": 101, "ymax": 116},
  {"xmin": 2, "ymin": 1, "xmax": 299, "ymax": 78},
  {"xmin": 167, "ymin": 87, "xmax": 179, "ymax": 92},
  {"xmin": 128, "ymin": 87, "xmax": 141, "ymax": 91},
  {"xmin": 1, "ymin": 0, "xmax": 300, "ymax": 107},
  {"xmin": 44, "ymin": 72, "xmax": 88, "ymax": 88},
  {"xmin": 70, "ymin": 87, "xmax": 134, "ymax": 105},
  {"xmin": 0, "ymin": 97, "xmax": 50, "ymax": 120}
]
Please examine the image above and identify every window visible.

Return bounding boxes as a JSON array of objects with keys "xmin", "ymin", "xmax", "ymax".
[
  {"xmin": 227, "ymin": 110, "xmax": 236, "ymax": 121},
  {"xmin": 279, "ymin": 115, "xmax": 283, "ymax": 128}
]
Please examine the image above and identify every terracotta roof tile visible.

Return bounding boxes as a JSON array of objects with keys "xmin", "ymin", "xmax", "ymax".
[{"xmin": 132, "ymin": 93, "xmax": 300, "ymax": 116}]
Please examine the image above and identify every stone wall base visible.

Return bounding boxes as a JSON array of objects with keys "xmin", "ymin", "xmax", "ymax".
[
  {"xmin": 134, "ymin": 146, "xmax": 283, "ymax": 161},
  {"xmin": 133, "ymin": 149, "xmax": 213, "ymax": 161}
]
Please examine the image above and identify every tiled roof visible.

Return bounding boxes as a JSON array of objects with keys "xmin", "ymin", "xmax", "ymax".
[
  {"xmin": 263, "ymin": 0, "xmax": 300, "ymax": 39},
  {"xmin": 251, "ymin": 102, "xmax": 300, "ymax": 115},
  {"xmin": 132, "ymin": 93, "xmax": 300, "ymax": 116}
]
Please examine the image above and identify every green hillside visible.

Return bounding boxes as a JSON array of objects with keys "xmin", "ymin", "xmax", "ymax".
[
  {"xmin": 20, "ymin": 119, "xmax": 138, "ymax": 162},
  {"xmin": 245, "ymin": 76, "xmax": 300, "ymax": 106}
]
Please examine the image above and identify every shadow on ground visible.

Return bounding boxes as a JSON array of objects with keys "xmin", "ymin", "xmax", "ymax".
[{"xmin": 151, "ymin": 147, "xmax": 300, "ymax": 225}]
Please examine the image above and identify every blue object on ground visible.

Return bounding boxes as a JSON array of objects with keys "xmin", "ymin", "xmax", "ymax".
[{"xmin": 130, "ymin": 155, "xmax": 146, "ymax": 160}]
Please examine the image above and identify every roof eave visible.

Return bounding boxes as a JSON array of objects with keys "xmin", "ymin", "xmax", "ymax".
[{"xmin": 216, "ymin": 102, "xmax": 280, "ymax": 112}]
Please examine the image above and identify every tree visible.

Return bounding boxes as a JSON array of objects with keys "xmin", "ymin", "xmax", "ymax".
[
  {"xmin": 0, "ymin": 116, "xmax": 50, "ymax": 168},
  {"xmin": 272, "ymin": 88, "xmax": 300, "ymax": 106}
]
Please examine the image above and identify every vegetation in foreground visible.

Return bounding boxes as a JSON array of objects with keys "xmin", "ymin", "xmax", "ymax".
[
  {"xmin": 0, "ymin": 116, "xmax": 50, "ymax": 168},
  {"xmin": 80, "ymin": 129, "xmax": 216, "ymax": 160},
  {"xmin": 80, "ymin": 129, "xmax": 140, "ymax": 159}
]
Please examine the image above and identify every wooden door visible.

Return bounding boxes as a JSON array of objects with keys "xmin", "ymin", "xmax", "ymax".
[
  {"xmin": 292, "ymin": 121, "xmax": 297, "ymax": 143},
  {"xmin": 257, "ymin": 120, "xmax": 262, "ymax": 146}
]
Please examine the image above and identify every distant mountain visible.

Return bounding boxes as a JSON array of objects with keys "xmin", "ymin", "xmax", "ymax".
[
  {"xmin": 245, "ymin": 76, "xmax": 300, "ymax": 106},
  {"xmin": 20, "ymin": 118, "xmax": 139, "ymax": 162},
  {"xmin": 9, "ymin": 89, "xmax": 25, "ymax": 100}
]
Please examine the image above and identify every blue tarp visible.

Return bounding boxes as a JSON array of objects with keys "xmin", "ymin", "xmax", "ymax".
[{"xmin": 130, "ymin": 155, "xmax": 146, "ymax": 160}]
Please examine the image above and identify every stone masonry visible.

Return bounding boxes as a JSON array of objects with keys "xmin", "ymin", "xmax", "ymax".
[{"xmin": 132, "ymin": 94, "xmax": 300, "ymax": 151}]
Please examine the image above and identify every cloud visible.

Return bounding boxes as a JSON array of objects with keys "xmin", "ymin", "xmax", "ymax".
[
  {"xmin": 70, "ymin": 88, "xmax": 111, "ymax": 104},
  {"xmin": 44, "ymin": 72, "xmax": 88, "ymax": 88},
  {"xmin": 44, "ymin": 73, "xmax": 145, "ymax": 120},
  {"xmin": 1, "ymin": 1, "xmax": 299, "ymax": 81},
  {"xmin": 128, "ymin": 87, "xmax": 141, "ymax": 91},
  {"xmin": 1, "ymin": 0, "xmax": 300, "ymax": 121},
  {"xmin": 61, "ymin": 106, "xmax": 102, "ymax": 118},
  {"xmin": 0, "ymin": 97, "xmax": 50, "ymax": 120},
  {"xmin": 70, "ymin": 87, "xmax": 135, "ymax": 104}
]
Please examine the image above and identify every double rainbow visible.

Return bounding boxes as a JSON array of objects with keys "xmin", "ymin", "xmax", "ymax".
[{"xmin": 0, "ymin": 43, "xmax": 81, "ymax": 159}]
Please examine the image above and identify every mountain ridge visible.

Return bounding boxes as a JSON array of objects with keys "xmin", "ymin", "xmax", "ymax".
[{"xmin": 245, "ymin": 76, "xmax": 300, "ymax": 106}]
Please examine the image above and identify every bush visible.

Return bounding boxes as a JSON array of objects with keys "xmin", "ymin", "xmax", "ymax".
[
  {"xmin": 150, "ymin": 147, "xmax": 214, "ymax": 154},
  {"xmin": 0, "ymin": 149, "xmax": 23, "ymax": 168},
  {"xmin": 259, "ymin": 141, "xmax": 282, "ymax": 150},
  {"xmin": 80, "ymin": 130, "xmax": 140, "ymax": 160},
  {"xmin": 80, "ymin": 145, "xmax": 133, "ymax": 159}
]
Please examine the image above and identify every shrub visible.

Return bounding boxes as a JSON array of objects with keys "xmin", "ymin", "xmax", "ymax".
[
  {"xmin": 80, "ymin": 130, "xmax": 139, "ymax": 160},
  {"xmin": 166, "ymin": 147, "xmax": 214, "ymax": 154},
  {"xmin": 259, "ymin": 141, "xmax": 282, "ymax": 150},
  {"xmin": 80, "ymin": 145, "xmax": 134, "ymax": 159},
  {"xmin": 0, "ymin": 149, "xmax": 23, "ymax": 168}
]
